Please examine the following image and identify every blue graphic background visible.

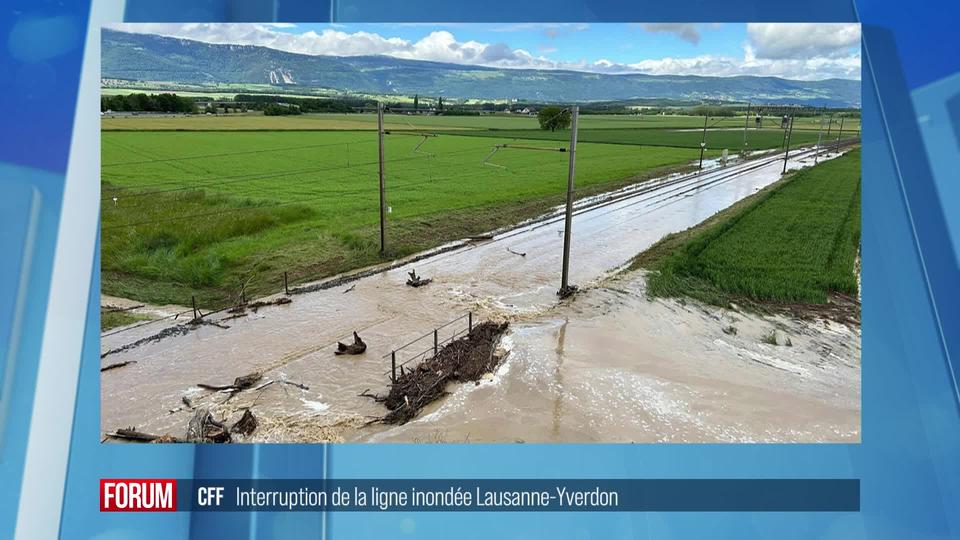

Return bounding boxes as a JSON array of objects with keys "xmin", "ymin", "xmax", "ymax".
[{"xmin": 2, "ymin": 0, "xmax": 959, "ymax": 538}]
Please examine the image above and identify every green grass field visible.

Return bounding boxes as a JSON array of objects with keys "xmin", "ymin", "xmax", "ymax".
[
  {"xmin": 101, "ymin": 310, "xmax": 152, "ymax": 331},
  {"xmin": 635, "ymin": 148, "xmax": 861, "ymax": 306},
  {"xmin": 436, "ymin": 127, "xmax": 857, "ymax": 150},
  {"xmin": 102, "ymin": 130, "xmax": 707, "ymax": 307},
  {"xmin": 102, "ymin": 112, "xmax": 861, "ymax": 133}
]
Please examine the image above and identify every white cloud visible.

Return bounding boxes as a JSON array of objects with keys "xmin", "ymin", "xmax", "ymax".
[
  {"xmin": 628, "ymin": 50, "xmax": 861, "ymax": 80},
  {"xmin": 627, "ymin": 23, "xmax": 860, "ymax": 80},
  {"xmin": 104, "ymin": 23, "xmax": 860, "ymax": 80},
  {"xmin": 747, "ymin": 23, "xmax": 860, "ymax": 59}
]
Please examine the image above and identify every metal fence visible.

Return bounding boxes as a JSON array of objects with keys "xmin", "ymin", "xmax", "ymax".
[{"xmin": 382, "ymin": 312, "xmax": 474, "ymax": 383}]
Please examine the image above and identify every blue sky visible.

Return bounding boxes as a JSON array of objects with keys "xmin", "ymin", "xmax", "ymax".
[
  {"xmin": 285, "ymin": 23, "xmax": 748, "ymax": 64},
  {"xmin": 106, "ymin": 23, "xmax": 861, "ymax": 80}
]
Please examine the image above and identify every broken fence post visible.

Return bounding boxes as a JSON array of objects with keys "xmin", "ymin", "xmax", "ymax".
[
  {"xmin": 391, "ymin": 351, "xmax": 397, "ymax": 384},
  {"xmin": 468, "ymin": 312, "xmax": 473, "ymax": 332},
  {"xmin": 192, "ymin": 296, "xmax": 198, "ymax": 320},
  {"xmin": 434, "ymin": 329, "xmax": 439, "ymax": 357},
  {"xmin": 284, "ymin": 272, "xmax": 289, "ymax": 295}
]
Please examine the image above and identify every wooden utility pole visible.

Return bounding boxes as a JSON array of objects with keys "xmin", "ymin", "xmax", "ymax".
[
  {"xmin": 782, "ymin": 116, "xmax": 795, "ymax": 174},
  {"xmin": 559, "ymin": 106, "xmax": 579, "ymax": 298},
  {"xmin": 698, "ymin": 115, "xmax": 708, "ymax": 170},
  {"xmin": 377, "ymin": 102, "xmax": 387, "ymax": 254}
]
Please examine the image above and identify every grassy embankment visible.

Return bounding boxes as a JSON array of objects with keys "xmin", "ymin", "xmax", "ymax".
[
  {"xmin": 632, "ymin": 148, "xmax": 861, "ymax": 307},
  {"xmin": 101, "ymin": 310, "xmax": 152, "ymax": 331}
]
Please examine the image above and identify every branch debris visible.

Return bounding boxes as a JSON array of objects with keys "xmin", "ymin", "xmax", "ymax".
[{"xmin": 365, "ymin": 321, "xmax": 509, "ymax": 424}]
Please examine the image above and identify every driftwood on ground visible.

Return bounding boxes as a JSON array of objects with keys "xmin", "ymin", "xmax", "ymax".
[
  {"xmin": 335, "ymin": 332, "xmax": 367, "ymax": 355},
  {"xmin": 108, "ymin": 408, "xmax": 261, "ymax": 444},
  {"xmin": 231, "ymin": 409, "xmax": 258, "ymax": 436},
  {"xmin": 406, "ymin": 269, "xmax": 432, "ymax": 288},
  {"xmin": 228, "ymin": 297, "xmax": 293, "ymax": 315},
  {"xmin": 197, "ymin": 372, "xmax": 263, "ymax": 391},
  {"xmin": 364, "ymin": 321, "xmax": 509, "ymax": 425},
  {"xmin": 101, "ymin": 360, "xmax": 137, "ymax": 372},
  {"xmin": 185, "ymin": 407, "xmax": 230, "ymax": 443},
  {"xmin": 108, "ymin": 428, "xmax": 171, "ymax": 442}
]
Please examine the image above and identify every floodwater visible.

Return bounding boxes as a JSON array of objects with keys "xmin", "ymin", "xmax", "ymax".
[
  {"xmin": 369, "ymin": 274, "xmax": 860, "ymax": 443},
  {"xmin": 101, "ymin": 146, "xmax": 859, "ymax": 443}
]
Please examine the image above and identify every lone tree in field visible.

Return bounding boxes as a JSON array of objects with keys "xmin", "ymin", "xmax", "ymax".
[
  {"xmin": 538, "ymin": 106, "xmax": 571, "ymax": 132},
  {"xmin": 414, "ymin": 94, "xmax": 419, "ymax": 111}
]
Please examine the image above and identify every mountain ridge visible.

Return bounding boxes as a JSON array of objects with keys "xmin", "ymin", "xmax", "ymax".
[{"xmin": 101, "ymin": 29, "xmax": 861, "ymax": 107}]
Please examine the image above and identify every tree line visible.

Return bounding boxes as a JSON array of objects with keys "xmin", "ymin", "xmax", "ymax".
[
  {"xmin": 235, "ymin": 94, "xmax": 372, "ymax": 113},
  {"xmin": 101, "ymin": 93, "xmax": 196, "ymax": 113}
]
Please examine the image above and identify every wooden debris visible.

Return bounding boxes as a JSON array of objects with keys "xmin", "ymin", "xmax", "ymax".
[
  {"xmin": 406, "ymin": 269, "xmax": 433, "ymax": 288},
  {"xmin": 108, "ymin": 428, "xmax": 165, "ymax": 442},
  {"xmin": 101, "ymin": 360, "xmax": 137, "ymax": 372},
  {"xmin": 197, "ymin": 372, "xmax": 263, "ymax": 391},
  {"xmin": 364, "ymin": 321, "xmax": 509, "ymax": 425},
  {"xmin": 506, "ymin": 247, "xmax": 527, "ymax": 257},
  {"xmin": 230, "ymin": 409, "xmax": 258, "ymax": 436},
  {"xmin": 247, "ymin": 297, "xmax": 292, "ymax": 313},
  {"xmin": 185, "ymin": 407, "xmax": 231, "ymax": 443},
  {"xmin": 335, "ymin": 332, "xmax": 367, "ymax": 355}
]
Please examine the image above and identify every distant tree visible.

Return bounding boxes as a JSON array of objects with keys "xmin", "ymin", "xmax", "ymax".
[
  {"xmin": 691, "ymin": 105, "xmax": 734, "ymax": 117},
  {"xmin": 263, "ymin": 103, "xmax": 302, "ymax": 116},
  {"xmin": 437, "ymin": 96, "xmax": 444, "ymax": 112},
  {"xmin": 414, "ymin": 94, "xmax": 419, "ymax": 111},
  {"xmin": 537, "ymin": 106, "xmax": 572, "ymax": 132}
]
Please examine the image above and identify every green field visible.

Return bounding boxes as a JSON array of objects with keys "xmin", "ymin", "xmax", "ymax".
[
  {"xmin": 102, "ymin": 130, "xmax": 708, "ymax": 307},
  {"xmin": 101, "ymin": 309, "xmax": 152, "ymax": 331},
  {"xmin": 635, "ymin": 148, "xmax": 861, "ymax": 306},
  {"xmin": 102, "ymin": 112, "xmax": 861, "ymax": 133},
  {"xmin": 437, "ymin": 127, "xmax": 857, "ymax": 150},
  {"xmin": 102, "ymin": 108, "xmax": 860, "ymax": 309}
]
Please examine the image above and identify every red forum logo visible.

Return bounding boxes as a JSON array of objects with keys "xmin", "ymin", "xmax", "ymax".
[{"xmin": 100, "ymin": 479, "xmax": 177, "ymax": 511}]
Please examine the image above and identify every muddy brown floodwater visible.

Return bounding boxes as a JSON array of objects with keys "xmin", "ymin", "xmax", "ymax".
[{"xmin": 101, "ymin": 146, "xmax": 859, "ymax": 443}]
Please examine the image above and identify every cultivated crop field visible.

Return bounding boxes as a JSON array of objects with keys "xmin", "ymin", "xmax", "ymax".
[
  {"xmin": 438, "ymin": 126, "xmax": 857, "ymax": 150},
  {"xmin": 640, "ymin": 148, "xmax": 861, "ymax": 305},
  {"xmin": 102, "ymin": 129, "xmax": 707, "ymax": 307},
  {"xmin": 102, "ymin": 112, "xmax": 861, "ymax": 135}
]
